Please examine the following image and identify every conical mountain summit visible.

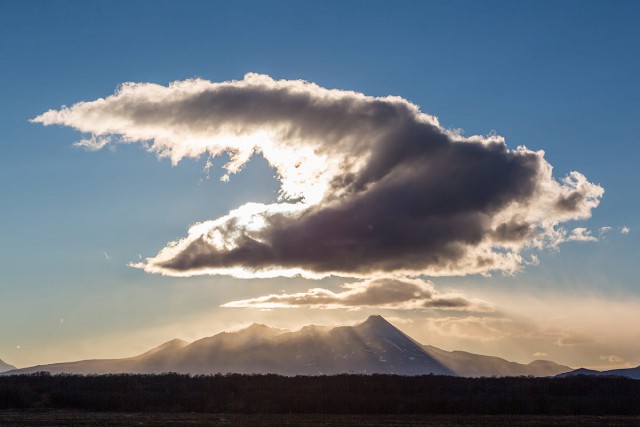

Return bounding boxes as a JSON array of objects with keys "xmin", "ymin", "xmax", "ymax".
[
  {"xmin": 0, "ymin": 358, "xmax": 15, "ymax": 373},
  {"xmin": 2, "ymin": 315, "xmax": 570, "ymax": 377}
]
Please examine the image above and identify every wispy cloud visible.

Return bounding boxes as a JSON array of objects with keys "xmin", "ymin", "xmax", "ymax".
[
  {"xmin": 74, "ymin": 135, "xmax": 112, "ymax": 151},
  {"xmin": 423, "ymin": 314, "xmax": 595, "ymax": 348},
  {"xmin": 222, "ymin": 278, "xmax": 493, "ymax": 311},
  {"xmin": 423, "ymin": 316, "xmax": 526, "ymax": 342},
  {"xmin": 33, "ymin": 73, "xmax": 603, "ymax": 279},
  {"xmin": 599, "ymin": 354, "xmax": 624, "ymax": 364},
  {"xmin": 552, "ymin": 331, "xmax": 594, "ymax": 347},
  {"xmin": 598, "ymin": 226, "xmax": 612, "ymax": 238},
  {"xmin": 620, "ymin": 226, "xmax": 631, "ymax": 235},
  {"xmin": 566, "ymin": 227, "xmax": 597, "ymax": 242}
]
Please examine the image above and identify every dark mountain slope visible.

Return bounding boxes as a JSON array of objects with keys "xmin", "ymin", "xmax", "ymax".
[
  {"xmin": 558, "ymin": 365, "xmax": 640, "ymax": 380},
  {"xmin": 3, "ymin": 316, "xmax": 571, "ymax": 377},
  {"xmin": 0, "ymin": 358, "xmax": 15, "ymax": 373},
  {"xmin": 423, "ymin": 345, "xmax": 571, "ymax": 377}
]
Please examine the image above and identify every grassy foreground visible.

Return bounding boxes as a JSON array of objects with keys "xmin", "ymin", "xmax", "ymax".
[
  {"xmin": 1, "ymin": 412, "xmax": 639, "ymax": 427},
  {"xmin": 2, "ymin": 374, "xmax": 640, "ymax": 415}
]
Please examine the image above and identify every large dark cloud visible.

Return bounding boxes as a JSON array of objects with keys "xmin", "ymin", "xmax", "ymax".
[
  {"xmin": 160, "ymin": 141, "xmax": 540, "ymax": 275},
  {"xmin": 32, "ymin": 73, "xmax": 603, "ymax": 278}
]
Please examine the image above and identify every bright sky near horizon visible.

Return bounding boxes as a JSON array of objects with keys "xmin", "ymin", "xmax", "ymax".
[{"xmin": 1, "ymin": 0, "xmax": 638, "ymax": 370}]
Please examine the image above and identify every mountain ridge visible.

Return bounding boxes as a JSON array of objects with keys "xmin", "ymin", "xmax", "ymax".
[
  {"xmin": 558, "ymin": 365, "xmax": 640, "ymax": 380},
  {"xmin": 3, "ymin": 315, "xmax": 570, "ymax": 377},
  {"xmin": 0, "ymin": 358, "xmax": 15, "ymax": 373},
  {"xmin": 422, "ymin": 345, "xmax": 569, "ymax": 377}
]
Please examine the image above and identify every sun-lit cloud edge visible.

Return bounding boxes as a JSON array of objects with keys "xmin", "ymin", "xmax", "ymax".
[{"xmin": 33, "ymin": 73, "xmax": 604, "ymax": 280}]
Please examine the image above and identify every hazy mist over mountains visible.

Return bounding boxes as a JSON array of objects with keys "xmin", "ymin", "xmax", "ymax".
[
  {"xmin": 2, "ymin": 316, "xmax": 573, "ymax": 377},
  {"xmin": 0, "ymin": 359, "xmax": 15, "ymax": 373}
]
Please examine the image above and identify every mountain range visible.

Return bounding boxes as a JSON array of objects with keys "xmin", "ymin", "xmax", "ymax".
[
  {"xmin": 422, "ymin": 345, "xmax": 571, "ymax": 377},
  {"xmin": 2, "ymin": 315, "xmax": 574, "ymax": 377},
  {"xmin": 558, "ymin": 366, "xmax": 640, "ymax": 380}
]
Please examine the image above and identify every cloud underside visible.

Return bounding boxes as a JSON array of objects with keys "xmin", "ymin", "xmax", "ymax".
[
  {"xmin": 222, "ymin": 278, "xmax": 493, "ymax": 311},
  {"xmin": 33, "ymin": 73, "xmax": 603, "ymax": 278}
]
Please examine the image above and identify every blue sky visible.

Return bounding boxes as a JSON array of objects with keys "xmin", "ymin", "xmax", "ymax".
[{"xmin": 1, "ymin": 1, "xmax": 638, "ymax": 369}]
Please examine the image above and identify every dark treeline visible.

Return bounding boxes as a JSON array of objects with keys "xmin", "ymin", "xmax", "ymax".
[{"xmin": 0, "ymin": 373, "xmax": 638, "ymax": 415}]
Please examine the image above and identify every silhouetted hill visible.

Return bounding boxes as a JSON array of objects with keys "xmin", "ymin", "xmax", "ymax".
[
  {"xmin": 3, "ymin": 315, "xmax": 571, "ymax": 377},
  {"xmin": 559, "ymin": 365, "xmax": 640, "ymax": 380},
  {"xmin": 423, "ymin": 345, "xmax": 570, "ymax": 377}
]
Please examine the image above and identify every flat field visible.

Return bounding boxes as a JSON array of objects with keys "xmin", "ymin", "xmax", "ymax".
[{"xmin": 1, "ymin": 412, "xmax": 639, "ymax": 427}]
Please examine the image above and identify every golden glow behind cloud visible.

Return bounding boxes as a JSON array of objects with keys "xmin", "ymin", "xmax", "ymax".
[{"xmin": 33, "ymin": 73, "xmax": 603, "ymax": 280}]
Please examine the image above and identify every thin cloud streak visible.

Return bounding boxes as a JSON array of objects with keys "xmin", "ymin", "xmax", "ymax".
[
  {"xmin": 33, "ymin": 73, "xmax": 604, "ymax": 279},
  {"xmin": 222, "ymin": 278, "xmax": 494, "ymax": 311}
]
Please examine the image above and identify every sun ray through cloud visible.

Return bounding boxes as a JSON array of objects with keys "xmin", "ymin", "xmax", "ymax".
[{"xmin": 33, "ymin": 74, "xmax": 604, "ymax": 280}]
